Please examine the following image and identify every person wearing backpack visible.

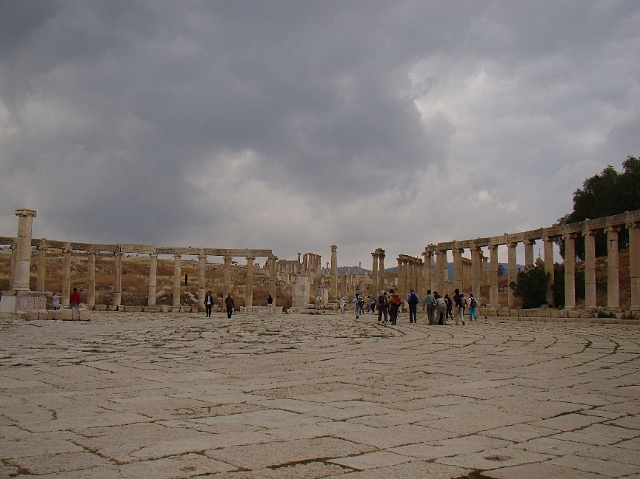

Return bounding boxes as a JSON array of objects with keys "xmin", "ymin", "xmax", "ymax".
[
  {"xmin": 406, "ymin": 289, "xmax": 420, "ymax": 323},
  {"xmin": 468, "ymin": 293, "xmax": 478, "ymax": 321},
  {"xmin": 388, "ymin": 289, "xmax": 402, "ymax": 325},
  {"xmin": 453, "ymin": 289, "xmax": 465, "ymax": 325},
  {"xmin": 377, "ymin": 290, "xmax": 389, "ymax": 324}
]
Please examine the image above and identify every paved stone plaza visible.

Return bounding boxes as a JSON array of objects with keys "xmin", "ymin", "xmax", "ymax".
[{"xmin": 1, "ymin": 312, "xmax": 639, "ymax": 478}]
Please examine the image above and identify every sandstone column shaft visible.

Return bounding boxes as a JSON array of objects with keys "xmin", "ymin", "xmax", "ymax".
[
  {"xmin": 607, "ymin": 226, "xmax": 620, "ymax": 308},
  {"xmin": 397, "ymin": 258, "xmax": 404, "ymax": 296},
  {"xmin": 378, "ymin": 251, "xmax": 385, "ymax": 293},
  {"xmin": 453, "ymin": 248, "xmax": 463, "ymax": 293},
  {"xmin": 489, "ymin": 245, "xmax": 499, "ymax": 308},
  {"xmin": 507, "ymin": 241, "xmax": 518, "ymax": 309},
  {"xmin": 371, "ymin": 252, "xmax": 378, "ymax": 295},
  {"xmin": 87, "ymin": 251, "xmax": 96, "ymax": 307},
  {"xmin": 471, "ymin": 246, "xmax": 481, "ymax": 296},
  {"xmin": 62, "ymin": 246, "xmax": 71, "ymax": 307},
  {"xmin": 13, "ymin": 208, "xmax": 37, "ymax": 291},
  {"xmin": 37, "ymin": 244, "xmax": 46, "ymax": 292},
  {"xmin": 172, "ymin": 253, "xmax": 182, "ymax": 310},
  {"xmin": 198, "ymin": 253, "xmax": 206, "ymax": 311},
  {"xmin": 269, "ymin": 256, "xmax": 277, "ymax": 307},
  {"xmin": 9, "ymin": 245, "xmax": 16, "ymax": 290},
  {"xmin": 584, "ymin": 230, "xmax": 597, "ymax": 308},
  {"xmin": 629, "ymin": 219, "xmax": 640, "ymax": 310},
  {"xmin": 148, "ymin": 253, "xmax": 158, "ymax": 306},
  {"xmin": 245, "ymin": 256, "xmax": 254, "ymax": 309},
  {"xmin": 564, "ymin": 233, "xmax": 577, "ymax": 309},
  {"xmin": 223, "ymin": 255, "xmax": 231, "ymax": 298},
  {"xmin": 113, "ymin": 251, "xmax": 122, "ymax": 308},
  {"xmin": 544, "ymin": 236, "xmax": 555, "ymax": 305},
  {"xmin": 524, "ymin": 239, "xmax": 535, "ymax": 269},
  {"xmin": 330, "ymin": 245, "xmax": 338, "ymax": 300}
]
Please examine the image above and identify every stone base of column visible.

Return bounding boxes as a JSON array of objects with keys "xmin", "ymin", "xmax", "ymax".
[{"xmin": 0, "ymin": 290, "xmax": 48, "ymax": 315}]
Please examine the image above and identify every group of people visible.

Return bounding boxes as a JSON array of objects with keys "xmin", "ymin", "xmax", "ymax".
[{"xmin": 351, "ymin": 288, "xmax": 479, "ymax": 325}]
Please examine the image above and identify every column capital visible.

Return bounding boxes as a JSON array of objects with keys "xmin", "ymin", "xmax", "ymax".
[
  {"xmin": 605, "ymin": 225, "xmax": 621, "ymax": 234},
  {"xmin": 523, "ymin": 238, "xmax": 536, "ymax": 246},
  {"xmin": 246, "ymin": 256, "xmax": 255, "ymax": 261},
  {"xmin": 198, "ymin": 253, "xmax": 207, "ymax": 260},
  {"xmin": 15, "ymin": 208, "xmax": 37, "ymax": 218},
  {"xmin": 173, "ymin": 252, "xmax": 182, "ymax": 258},
  {"xmin": 562, "ymin": 232, "xmax": 580, "ymax": 240}
]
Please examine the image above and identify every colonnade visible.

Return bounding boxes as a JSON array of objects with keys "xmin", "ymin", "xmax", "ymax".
[
  {"xmin": 1, "ymin": 216, "xmax": 277, "ymax": 311},
  {"xmin": 418, "ymin": 210, "xmax": 640, "ymax": 310},
  {"xmin": 396, "ymin": 254, "xmax": 423, "ymax": 298}
]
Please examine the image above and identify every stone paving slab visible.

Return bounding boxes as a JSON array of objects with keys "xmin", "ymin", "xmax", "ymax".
[{"xmin": 0, "ymin": 311, "xmax": 639, "ymax": 478}]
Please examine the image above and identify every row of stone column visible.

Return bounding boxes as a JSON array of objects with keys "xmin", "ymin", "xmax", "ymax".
[
  {"xmin": 22, "ymin": 245, "xmax": 277, "ymax": 310},
  {"xmin": 371, "ymin": 248, "xmax": 386, "ymax": 295},
  {"xmin": 420, "ymin": 211, "xmax": 640, "ymax": 310},
  {"xmin": 396, "ymin": 254, "xmax": 423, "ymax": 298}
]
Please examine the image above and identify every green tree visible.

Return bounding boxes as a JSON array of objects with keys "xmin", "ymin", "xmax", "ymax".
[
  {"xmin": 557, "ymin": 156, "xmax": 640, "ymax": 259},
  {"xmin": 509, "ymin": 260, "xmax": 551, "ymax": 309}
]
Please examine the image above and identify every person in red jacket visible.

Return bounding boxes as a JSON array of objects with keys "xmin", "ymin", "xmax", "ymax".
[{"xmin": 70, "ymin": 288, "xmax": 81, "ymax": 309}]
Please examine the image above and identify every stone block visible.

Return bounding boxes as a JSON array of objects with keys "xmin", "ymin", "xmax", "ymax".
[
  {"xmin": 72, "ymin": 308, "xmax": 80, "ymax": 320},
  {"xmin": 58, "ymin": 309, "xmax": 73, "ymax": 321},
  {"xmin": 144, "ymin": 306, "xmax": 161, "ymax": 313},
  {"xmin": 107, "ymin": 305, "xmax": 118, "ymax": 311},
  {"xmin": 94, "ymin": 304, "xmax": 107, "ymax": 311},
  {"xmin": 498, "ymin": 309, "xmax": 511, "ymax": 316},
  {"xmin": 24, "ymin": 310, "xmax": 39, "ymax": 321},
  {"xmin": 124, "ymin": 306, "xmax": 143, "ymax": 312},
  {"xmin": 47, "ymin": 310, "xmax": 57, "ymax": 320},
  {"xmin": 38, "ymin": 309, "xmax": 49, "ymax": 320},
  {"xmin": 568, "ymin": 310, "xmax": 581, "ymax": 318},
  {"xmin": 160, "ymin": 305, "xmax": 171, "ymax": 312},
  {"xmin": 78, "ymin": 308, "xmax": 91, "ymax": 321}
]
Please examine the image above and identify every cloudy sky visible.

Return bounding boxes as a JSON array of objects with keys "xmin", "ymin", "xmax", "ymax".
[{"xmin": 1, "ymin": 1, "xmax": 639, "ymax": 267}]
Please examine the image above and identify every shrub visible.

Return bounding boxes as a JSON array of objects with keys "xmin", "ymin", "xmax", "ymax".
[{"xmin": 509, "ymin": 261, "xmax": 551, "ymax": 309}]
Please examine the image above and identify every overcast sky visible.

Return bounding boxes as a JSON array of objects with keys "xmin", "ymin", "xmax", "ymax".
[{"xmin": 1, "ymin": 1, "xmax": 639, "ymax": 267}]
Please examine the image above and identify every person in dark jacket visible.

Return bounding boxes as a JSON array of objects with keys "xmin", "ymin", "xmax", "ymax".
[{"xmin": 224, "ymin": 294, "xmax": 235, "ymax": 319}]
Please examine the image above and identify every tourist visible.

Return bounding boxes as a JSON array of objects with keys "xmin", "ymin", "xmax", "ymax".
[
  {"xmin": 353, "ymin": 293, "xmax": 361, "ymax": 318},
  {"xmin": 267, "ymin": 294, "xmax": 273, "ymax": 313},
  {"xmin": 423, "ymin": 290, "xmax": 436, "ymax": 324},
  {"xmin": 406, "ymin": 288, "xmax": 419, "ymax": 323},
  {"xmin": 468, "ymin": 293, "xmax": 478, "ymax": 321},
  {"xmin": 453, "ymin": 289, "xmax": 465, "ymax": 325},
  {"xmin": 225, "ymin": 293, "xmax": 235, "ymax": 319},
  {"xmin": 70, "ymin": 288, "xmax": 81, "ymax": 309},
  {"xmin": 436, "ymin": 292, "xmax": 446, "ymax": 324},
  {"xmin": 388, "ymin": 289, "xmax": 402, "ymax": 325},
  {"xmin": 444, "ymin": 294, "xmax": 453, "ymax": 322},
  {"xmin": 339, "ymin": 297, "xmax": 346, "ymax": 314},
  {"xmin": 204, "ymin": 291, "xmax": 214, "ymax": 317},
  {"xmin": 377, "ymin": 291, "xmax": 389, "ymax": 324},
  {"xmin": 52, "ymin": 292, "xmax": 60, "ymax": 310}
]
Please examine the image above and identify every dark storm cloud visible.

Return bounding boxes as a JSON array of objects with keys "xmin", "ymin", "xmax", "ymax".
[{"xmin": 0, "ymin": 1, "xmax": 639, "ymax": 264}]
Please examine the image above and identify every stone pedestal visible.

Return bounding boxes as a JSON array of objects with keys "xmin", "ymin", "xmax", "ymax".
[{"xmin": 292, "ymin": 276, "xmax": 310, "ymax": 308}]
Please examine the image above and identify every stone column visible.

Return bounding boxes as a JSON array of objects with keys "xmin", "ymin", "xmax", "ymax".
[
  {"xmin": 172, "ymin": 253, "xmax": 182, "ymax": 311},
  {"xmin": 269, "ymin": 255, "xmax": 277, "ymax": 307},
  {"xmin": 148, "ymin": 253, "xmax": 158, "ymax": 306},
  {"xmin": 13, "ymin": 208, "xmax": 37, "ymax": 291},
  {"xmin": 471, "ymin": 246, "xmax": 481, "ymax": 296},
  {"xmin": 9, "ymin": 244, "xmax": 16, "ymax": 290},
  {"xmin": 113, "ymin": 251, "xmax": 122, "ymax": 309},
  {"xmin": 378, "ymin": 250, "xmax": 385, "ymax": 293},
  {"xmin": 37, "ymin": 242, "xmax": 47, "ymax": 292},
  {"xmin": 87, "ymin": 251, "xmax": 96, "ymax": 308},
  {"xmin": 423, "ymin": 250, "xmax": 433, "ymax": 293},
  {"xmin": 453, "ymin": 248, "xmax": 463, "ymax": 293},
  {"xmin": 584, "ymin": 228, "xmax": 597, "ymax": 308},
  {"xmin": 223, "ymin": 255, "xmax": 231, "ymax": 298},
  {"xmin": 524, "ymin": 239, "xmax": 535, "ymax": 269},
  {"xmin": 371, "ymin": 251, "xmax": 379, "ymax": 295},
  {"xmin": 245, "ymin": 256, "xmax": 254, "ymax": 309},
  {"xmin": 489, "ymin": 244, "xmax": 499, "ymax": 308},
  {"xmin": 62, "ymin": 245, "xmax": 71, "ymax": 307},
  {"xmin": 440, "ymin": 250, "xmax": 449, "ymax": 294},
  {"xmin": 628, "ymin": 218, "xmax": 640, "ymax": 311},
  {"xmin": 507, "ymin": 241, "xmax": 518, "ymax": 309},
  {"xmin": 606, "ymin": 226, "xmax": 620, "ymax": 309},
  {"xmin": 564, "ymin": 233, "xmax": 577, "ymax": 310},
  {"xmin": 543, "ymin": 236, "xmax": 555, "ymax": 305},
  {"xmin": 330, "ymin": 245, "xmax": 338, "ymax": 300},
  {"xmin": 397, "ymin": 258, "xmax": 404, "ymax": 296},
  {"xmin": 198, "ymin": 253, "xmax": 207, "ymax": 311}
]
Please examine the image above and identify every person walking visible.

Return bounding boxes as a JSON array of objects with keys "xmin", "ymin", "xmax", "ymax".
[
  {"xmin": 377, "ymin": 291, "xmax": 389, "ymax": 324},
  {"xmin": 224, "ymin": 293, "xmax": 235, "ymax": 319},
  {"xmin": 436, "ymin": 292, "xmax": 446, "ymax": 325},
  {"xmin": 468, "ymin": 293, "xmax": 478, "ymax": 321},
  {"xmin": 339, "ymin": 297, "xmax": 346, "ymax": 314},
  {"xmin": 267, "ymin": 294, "xmax": 273, "ymax": 313},
  {"xmin": 353, "ymin": 293, "xmax": 362, "ymax": 318},
  {"xmin": 204, "ymin": 291, "xmax": 214, "ymax": 317},
  {"xmin": 388, "ymin": 289, "xmax": 402, "ymax": 325},
  {"xmin": 444, "ymin": 294, "xmax": 453, "ymax": 322},
  {"xmin": 406, "ymin": 289, "xmax": 420, "ymax": 323},
  {"xmin": 70, "ymin": 288, "xmax": 81, "ymax": 309},
  {"xmin": 453, "ymin": 289, "xmax": 465, "ymax": 325},
  {"xmin": 423, "ymin": 290, "xmax": 436, "ymax": 325}
]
